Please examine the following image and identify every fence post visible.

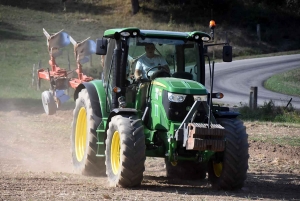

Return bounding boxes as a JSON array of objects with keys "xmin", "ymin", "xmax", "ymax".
[
  {"xmin": 32, "ymin": 64, "xmax": 36, "ymax": 87},
  {"xmin": 249, "ymin": 86, "xmax": 258, "ymax": 109}
]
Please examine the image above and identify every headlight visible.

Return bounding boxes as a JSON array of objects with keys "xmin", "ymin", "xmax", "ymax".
[
  {"xmin": 118, "ymin": 96, "xmax": 126, "ymax": 108},
  {"xmin": 120, "ymin": 32, "xmax": 130, "ymax": 37},
  {"xmin": 201, "ymin": 37, "xmax": 210, "ymax": 41},
  {"xmin": 193, "ymin": 95, "xmax": 207, "ymax": 101},
  {"xmin": 168, "ymin": 92, "xmax": 186, "ymax": 103}
]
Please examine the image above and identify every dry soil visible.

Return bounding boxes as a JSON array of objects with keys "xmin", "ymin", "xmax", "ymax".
[{"xmin": 0, "ymin": 99, "xmax": 299, "ymax": 201}]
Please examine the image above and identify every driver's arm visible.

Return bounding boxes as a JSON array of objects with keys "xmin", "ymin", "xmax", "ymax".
[
  {"xmin": 134, "ymin": 69, "xmax": 143, "ymax": 79},
  {"xmin": 160, "ymin": 65, "xmax": 170, "ymax": 73},
  {"xmin": 159, "ymin": 56, "xmax": 170, "ymax": 73},
  {"xmin": 135, "ymin": 59, "xmax": 144, "ymax": 79}
]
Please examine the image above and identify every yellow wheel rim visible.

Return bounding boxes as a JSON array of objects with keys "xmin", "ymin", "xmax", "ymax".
[
  {"xmin": 75, "ymin": 107, "xmax": 87, "ymax": 162},
  {"xmin": 171, "ymin": 161, "xmax": 177, "ymax": 166},
  {"xmin": 213, "ymin": 162, "xmax": 223, "ymax": 177},
  {"xmin": 111, "ymin": 131, "xmax": 120, "ymax": 175}
]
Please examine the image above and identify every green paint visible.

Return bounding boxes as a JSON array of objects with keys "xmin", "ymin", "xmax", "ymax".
[{"xmin": 153, "ymin": 78, "xmax": 207, "ymax": 94}]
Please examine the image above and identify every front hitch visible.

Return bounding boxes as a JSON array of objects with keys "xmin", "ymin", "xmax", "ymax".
[{"xmin": 175, "ymin": 100, "xmax": 226, "ymax": 152}]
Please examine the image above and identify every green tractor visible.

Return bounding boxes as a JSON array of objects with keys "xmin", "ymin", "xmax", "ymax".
[{"xmin": 71, "ymin": 26, "xmax": 249, "ymax": 190}]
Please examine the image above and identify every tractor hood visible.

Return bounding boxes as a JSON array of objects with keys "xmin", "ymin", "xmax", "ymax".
[{"xmin": 152, "ymin": 77, "xmax": 207, "ymax": 95}]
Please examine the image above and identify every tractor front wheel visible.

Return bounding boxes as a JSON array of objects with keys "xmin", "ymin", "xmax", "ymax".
[
  {"xmin": 208, "ymin": 118, "xmax": 249, "ymax": 190},
  {"xmin": 105, "ymin": 115, "xmax": 145, "ymax": 187},
  {"xmin": 71, "ymin": 89, "xmax": 105, "ymax": 176}
]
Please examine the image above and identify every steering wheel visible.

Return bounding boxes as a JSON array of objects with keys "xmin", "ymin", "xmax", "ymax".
[{"xmin": 146, "ymin": 66, "xmax": 171, "ymax": 79}]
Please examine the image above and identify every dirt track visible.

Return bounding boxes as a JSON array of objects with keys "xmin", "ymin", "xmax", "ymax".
[{"xmin": 0, "ymin": 100, "xmax": 299, "ymax": 200}]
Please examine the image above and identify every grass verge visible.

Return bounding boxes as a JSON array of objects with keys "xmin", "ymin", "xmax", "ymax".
[
  {"xmin": 249, "ymin": 133, "xmax": 300, "ymax": 147},
  {"xmin": 264, "ymin": 68, "xmax": 300, "ymax": 97}
]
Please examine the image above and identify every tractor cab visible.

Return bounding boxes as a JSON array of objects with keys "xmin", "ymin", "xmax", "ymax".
[{"xmin": 96, "ymin": 28, "xmax": 233, "ymax": 124}]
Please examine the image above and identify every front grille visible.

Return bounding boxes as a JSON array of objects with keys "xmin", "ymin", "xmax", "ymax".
[
  {"xmin": 162, "ymin": 90, "xmax": 194, "ymax": 121},
  {"xmin": 162, "ymin": 90, "xmax": 206, "ymax": 122}
]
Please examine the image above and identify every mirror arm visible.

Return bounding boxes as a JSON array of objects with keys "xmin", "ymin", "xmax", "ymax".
[{"xmin": 204, "ymin": 42, "xmax": 229, "ymax": 47}]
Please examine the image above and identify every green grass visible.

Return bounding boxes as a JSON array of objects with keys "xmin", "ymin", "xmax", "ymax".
[
  {"xmin": 264, "ymin": 68, "xmax": 300, "ymax": 97},
  {"xmin": 249, "ymin": 134, "xmax": 300, "ymax": 147}
]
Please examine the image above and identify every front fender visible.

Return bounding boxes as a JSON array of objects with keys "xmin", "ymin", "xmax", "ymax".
[
  {"xmin": 106, "ymin": 108, "xmax": 138, "ymax": 131},
  {"xmin": 213, "ymin": 106, "xmax": 240, "ymax": 118}
]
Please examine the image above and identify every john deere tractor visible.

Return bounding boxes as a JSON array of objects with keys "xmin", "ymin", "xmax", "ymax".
[{"xmin": 71, "ymin": 26, "xmax": 249, "ymax": 190}]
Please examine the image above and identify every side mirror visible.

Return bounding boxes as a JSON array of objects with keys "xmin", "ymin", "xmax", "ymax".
[
  {"xmin": 194, "ymin": 64, "xmax": 197, "ymax": 75},
  {"xmin": 96, "ymin": 38, "xmax": 108, "ymax": 55},
  {"xmin": 223, "ymin": 45, "xmax": 232, "ymax": 62}
]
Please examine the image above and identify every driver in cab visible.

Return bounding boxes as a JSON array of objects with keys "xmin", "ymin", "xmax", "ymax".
[{"xmin": 134, "ymin": 43, "xmax": 170, "ymax": 80}]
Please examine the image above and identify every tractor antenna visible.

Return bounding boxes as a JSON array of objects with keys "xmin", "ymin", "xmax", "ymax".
[{"xmin": 208, "ymin": 61, "xmax": 215, "ymax": 128}]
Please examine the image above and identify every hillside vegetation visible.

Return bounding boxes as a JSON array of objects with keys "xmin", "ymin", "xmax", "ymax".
[
  {"xmin": 0, "ymin": 0, "xmax": 299, "ymax": 99},
  {"xmin": 1, "ymin": 0, "xmax": 300, "ymax": 54}
]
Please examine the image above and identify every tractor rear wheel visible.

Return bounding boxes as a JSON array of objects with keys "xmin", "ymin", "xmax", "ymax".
[
  {"xmin": 105, "ymin": 115, "xmax": 145, "ymax": 187},
  {"xmin": 208, "ymin": 118, "xmax": 249, "ymax": 190},
  {"xmin": 165, "ymin": 160, "xmax": 207, "ymax": 180},
  {"xmin": 71, "ymin": 89, "xmax": 105, "ymax": 176},
  {"xmin": 41, "ymin": 90, "xmax": 56, "ymax": 115}
]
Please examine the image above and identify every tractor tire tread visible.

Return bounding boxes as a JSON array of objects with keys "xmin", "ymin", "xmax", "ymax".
[
  {"xmin": 106, "ymin": 115, "xmax": 146, "ymax": 187},
  {"xmin": 208, "ymin": 118, "xmax": 249, "ymax": 190},
  {"xmin": 71, "ymin": 89, "xmax": 105, "ymax": 176}
]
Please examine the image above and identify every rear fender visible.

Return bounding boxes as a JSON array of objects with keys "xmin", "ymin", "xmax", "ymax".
[
  {"xmin": 74, "ymin": 81, "xmax": 138, "ymax": 133},
  {"xmin": 74, "ymin": 81, "xmax": 109, "ymax": 121},
  {"xmin": 213, "ymin": 106, "xmax": 240, "ymax": 118},
  {"xmin": 74, "ymin": 82, "xmax": 103, "ymax": 126}
]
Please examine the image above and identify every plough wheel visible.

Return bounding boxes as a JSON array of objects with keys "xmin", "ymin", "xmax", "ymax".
[{"xmin": 41, "ymin": 90, "xmax": 56, "ymax": 115}]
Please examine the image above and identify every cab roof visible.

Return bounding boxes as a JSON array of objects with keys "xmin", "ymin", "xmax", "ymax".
[{"xmin": 103, "ymin": 27, "xmax": 211, "ymax": 41}]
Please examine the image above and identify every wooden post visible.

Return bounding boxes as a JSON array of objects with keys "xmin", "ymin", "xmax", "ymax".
[
  {"xmin": 32, "ymin": 64, "xmax": 36, "ymax": 87},
  {"xmin": 249, "ymin": 86, "xmax": 258, "ymax": 109}
]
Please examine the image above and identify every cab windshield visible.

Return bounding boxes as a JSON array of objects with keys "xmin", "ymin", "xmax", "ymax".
[{"xmin": 127, "ymin": 37, "xmax": 200, "ymax": 81}]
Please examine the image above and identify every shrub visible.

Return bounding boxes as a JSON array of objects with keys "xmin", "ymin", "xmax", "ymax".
[{"xmin": 239, "ymin": 100, "xmax": 300, "ymax": 123}]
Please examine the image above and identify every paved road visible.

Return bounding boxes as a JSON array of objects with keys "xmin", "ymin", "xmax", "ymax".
[{"xmin": 205, "ymin": 54, "xmax": 300, "ymax": 108}]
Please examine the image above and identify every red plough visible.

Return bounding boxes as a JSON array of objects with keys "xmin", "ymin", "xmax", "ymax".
[{"xmin": 35, "ymin": 29, "xmax": 96, "ymax": 115}]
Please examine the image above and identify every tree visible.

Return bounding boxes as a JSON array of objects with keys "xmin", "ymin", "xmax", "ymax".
[{"xmin": 131, "ymin": 0, "xmax": 140, "ymax": 14}]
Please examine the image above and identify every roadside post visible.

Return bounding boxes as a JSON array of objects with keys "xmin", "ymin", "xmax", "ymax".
[{"xmin": 249, "ymin": 86, "xmax": 258, "ymax": 110}]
